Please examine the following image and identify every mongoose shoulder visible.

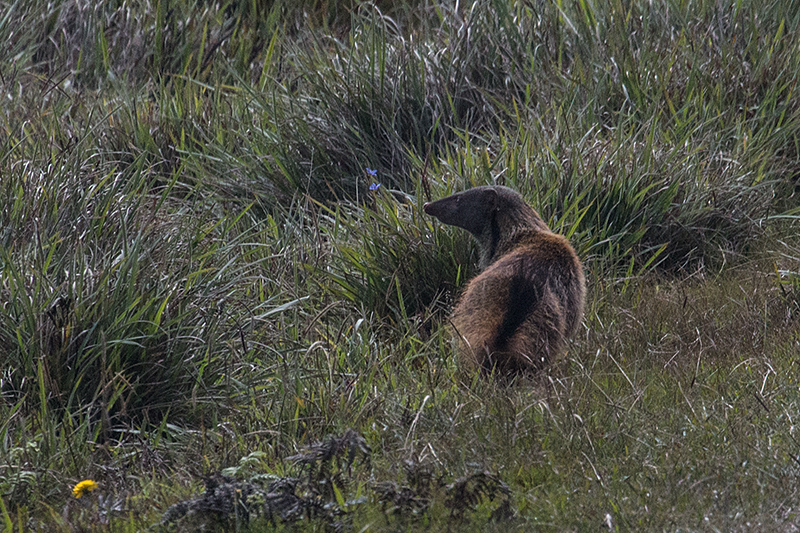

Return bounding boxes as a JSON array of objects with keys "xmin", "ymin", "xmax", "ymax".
[{"xmin": 424, "ymin": 185, "xmax": 585, "ymax": 376}]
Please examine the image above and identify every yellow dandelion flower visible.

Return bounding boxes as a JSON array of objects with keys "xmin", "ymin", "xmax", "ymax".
[{"xmin": 73, "ymin": 479, "xmax": 98, "ymax": 499}]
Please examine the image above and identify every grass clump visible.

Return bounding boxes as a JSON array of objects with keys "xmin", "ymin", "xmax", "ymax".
[{"xmin": 314, "ymin": 183, "xmax": 471, "ymax": 324}]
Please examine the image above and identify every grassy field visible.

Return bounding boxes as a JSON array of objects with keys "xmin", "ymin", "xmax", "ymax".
[{"xmin": 2, "ymin": 0, "xmax": 800, "ymax": 530}]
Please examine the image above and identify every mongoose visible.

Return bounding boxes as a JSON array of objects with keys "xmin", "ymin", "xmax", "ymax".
[{"xmin": 424, "ymin": 185, "xmax": 585, "ymax": 376}]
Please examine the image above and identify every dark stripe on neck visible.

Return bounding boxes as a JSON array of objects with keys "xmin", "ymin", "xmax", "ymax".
[{"xmin": 487, "ymin": 213, "xmax": 501, "ymax": 265}]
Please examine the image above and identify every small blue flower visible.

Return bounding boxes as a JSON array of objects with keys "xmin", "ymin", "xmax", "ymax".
[
  {"xmin": 369, "ymin": 182, "xmax": 382, "ymax": 191},
  {"xmin": 366, "ymin": 168, "xmax": 377, "ymax": 176}
]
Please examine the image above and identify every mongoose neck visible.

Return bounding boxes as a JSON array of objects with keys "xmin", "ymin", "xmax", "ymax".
[{"xmin": 478, "ymin": 206, "xmax": 550, "ymax": 269}]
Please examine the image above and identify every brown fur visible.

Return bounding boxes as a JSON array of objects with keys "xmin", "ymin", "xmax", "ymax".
[{"xmin": 424, "ymin": 186, "xmax": 585, "ymax": 376}]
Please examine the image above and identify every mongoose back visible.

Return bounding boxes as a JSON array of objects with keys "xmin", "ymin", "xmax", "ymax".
[{"xmin": 424, "ymin": 185, "xmax": 585, "ymax": 376}]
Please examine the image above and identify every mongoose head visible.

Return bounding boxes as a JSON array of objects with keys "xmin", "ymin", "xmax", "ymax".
[
  {"xmin": 423, "ymin": 186, "xmax": 502, "ymax": 237},
  {"xmin": 424, "ymin": 185, "xmax": 548, "ymax": 235},
  {"xmin": 424, "ymin": 186, "xmax": 550, "ymax": 267}
]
